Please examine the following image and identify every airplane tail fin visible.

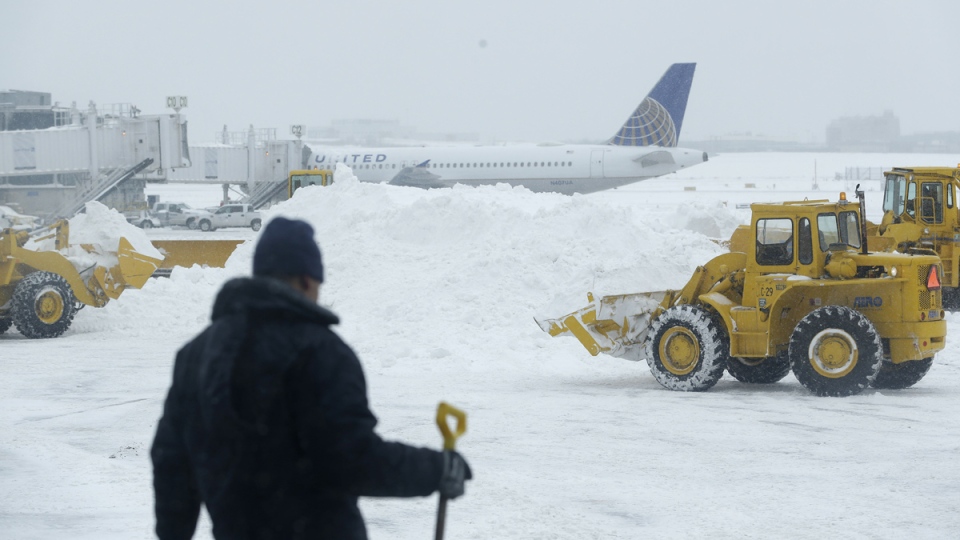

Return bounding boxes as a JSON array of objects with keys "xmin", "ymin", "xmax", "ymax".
[{"xmin": 607, "ymin": 63, "xmax": 696, "ymax": 148}]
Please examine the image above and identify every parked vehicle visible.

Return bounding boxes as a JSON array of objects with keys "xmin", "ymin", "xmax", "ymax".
[
  {"xmin": 151, "ymin": 202, "xmax": 213, "ymax": 229},
  {"xmin": 124, "ymin": 210, "xmax": 163, "ymax": 229},
  {"xmin": 197, "ymin": 204, "xmax": 262, "ymax": 232}
]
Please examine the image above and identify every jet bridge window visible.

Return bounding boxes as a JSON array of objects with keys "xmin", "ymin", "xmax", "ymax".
[{"xmin": 756, "ymin": 218, "xmax": 794, "ymax": 266}]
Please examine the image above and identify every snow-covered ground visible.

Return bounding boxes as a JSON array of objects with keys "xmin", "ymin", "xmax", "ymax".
[{"xmin": 2, "ymin": 152, "xmax": 959, "ymax": 539}]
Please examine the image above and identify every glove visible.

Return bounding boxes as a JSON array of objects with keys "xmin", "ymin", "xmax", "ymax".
[{"xmin": 439, "ymin": 450, "xmax": 473, "ymax": 499}]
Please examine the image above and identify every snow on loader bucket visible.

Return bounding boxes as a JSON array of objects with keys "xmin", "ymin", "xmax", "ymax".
[
  {"xmin": 536, "ymin": 291, "xmax": 668, "ymax": 361},
  {"xmin": 0, "ymin": 220, "xmax": 162, "ymax": 339}
]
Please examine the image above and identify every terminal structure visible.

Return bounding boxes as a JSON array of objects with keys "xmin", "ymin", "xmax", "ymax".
[{"xmin": 0, "ymin": 90, "xmax": 304, "ymax": 219}]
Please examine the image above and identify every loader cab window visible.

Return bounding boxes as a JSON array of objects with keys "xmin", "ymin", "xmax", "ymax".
[
  {"xmin": 817, "ymin": 212, "xmax": 861, "ymax": 251},
  {"xmin": 919, "ymin": 182, "xmax": 943, "ymax": 224},
  {"xmin": 817, "ymin": 214, "xmax": 840, "ymax": 251},
  {"xmin": 839, "ymin": 211, "xmax": 861, "ymax": 248},
  {"xmin": 905, "ymin": 181, "xmax": 918, "ymax": 218},
  {"xmin": 798, "ymin": 218, "xmax": 813, "ymax": 265},
  {"xmin": 883, "ymin": 174, "xmax": 907, "ymax": 216},
  {"xmin": 756, "ymin": 218, "xmax": 794, "ymax": 266}
]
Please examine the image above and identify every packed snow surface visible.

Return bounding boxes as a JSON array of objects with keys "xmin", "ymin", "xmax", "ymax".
[{"xmin": 2, "ymin": 153, "xmax": 959, "ymax": 539}]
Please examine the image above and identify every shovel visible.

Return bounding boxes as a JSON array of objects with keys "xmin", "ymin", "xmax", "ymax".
[{"xmin": 434, "ymin": 402, "xmax": 467, "ymax": 540}]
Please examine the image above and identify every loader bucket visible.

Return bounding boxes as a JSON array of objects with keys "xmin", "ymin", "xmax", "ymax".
[
  {"xmin": 536, "ymin": 291, "xmax": 668, "ymax": 361},
  {"xmin": 102, "ymin": 238, "xmax": 162, "ymax": 299},
  {"xmin": 150, "ymin": 239, "xmax": 244, "ymax": 271}
]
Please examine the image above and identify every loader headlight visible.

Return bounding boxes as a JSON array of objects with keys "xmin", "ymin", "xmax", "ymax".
[{"xmin": 890, "ymin": 266, "xmax": 898, "ymax": 277}]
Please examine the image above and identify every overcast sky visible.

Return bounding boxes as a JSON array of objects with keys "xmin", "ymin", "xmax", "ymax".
[{"xmin": 3, "ymin": 0, "xmax": 959, "ymax": 145}]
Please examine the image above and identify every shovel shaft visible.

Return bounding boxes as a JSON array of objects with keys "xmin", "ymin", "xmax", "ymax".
[{"xmin": 434, "ymin": 495, "xmax": 449, "ymax": 540}]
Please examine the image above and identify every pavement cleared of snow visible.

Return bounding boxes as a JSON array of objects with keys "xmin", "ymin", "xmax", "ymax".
[{"xmin": 1, "ymin": 153, "xmax": 959, "ymax": 539}]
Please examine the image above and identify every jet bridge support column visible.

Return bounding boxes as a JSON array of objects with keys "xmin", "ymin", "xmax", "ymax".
[
  {"xmin": 87, "ymin": 101, "xmax": 99, "ymax": 184},
  {"xmin": 247, "ymin": 125, "xmax": 256, "ymax": 193}
]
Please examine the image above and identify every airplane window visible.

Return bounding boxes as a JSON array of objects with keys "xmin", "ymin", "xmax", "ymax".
[{"xmin": 540, "ymin": 162, "xmax": 544, "ymax": 167}]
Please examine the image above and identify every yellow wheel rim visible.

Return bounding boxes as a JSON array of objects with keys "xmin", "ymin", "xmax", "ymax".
[
  {"xmin": 659, "ymin": 327, "xmax": 701, "ymax": 376},
  {"xmin": 808, "ymin": 329, "xmax": 858, "ymax": 378},
  {"xmin": 35, "ymin": 288, "xmax": 65, "ymax": 325}
]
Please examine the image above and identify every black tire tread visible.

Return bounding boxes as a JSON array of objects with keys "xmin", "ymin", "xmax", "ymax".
[
  {"xmin": 645, "ymin": 305, "xmax": 728, "ymax": 392},
  {"xmin": 727, "ymin": 351, "xmax": 792, "ymax": 384},
  {"xmin": 788, "ymin": 306, "xmax": 882, "ymax": 397},
  {"xmin": 871, "ymin": 358, "xmax": 933, "ymax": 390},
  {"xmin": 11, "ymin": 271, "xmax": 77, "ymax": 339}
]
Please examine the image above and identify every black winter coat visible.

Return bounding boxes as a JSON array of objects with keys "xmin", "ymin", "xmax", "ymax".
[{"xmin": 151, "ymin": 277, "xmax": 444, "ymax": 540}]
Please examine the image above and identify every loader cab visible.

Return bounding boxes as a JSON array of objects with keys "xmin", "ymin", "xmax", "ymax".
[
  {"xmin": 882, "ymin": 169, "xmax": 956, "ymax": 227},
  {"xmin": 749, "ymin": 200, "xmax": 862, "ymax": 279}
]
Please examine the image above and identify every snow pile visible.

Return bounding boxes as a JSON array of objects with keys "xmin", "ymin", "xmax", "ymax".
[
  {"xmin": 69, "ymin": 202, "xmax": 163, "ymax": 260},
  {"xmin": 664, "ymin": 200, "xmax": 743, "ymax": 239},
  {"xmin": 207, "ymin": 173, "xmax": 726, "ymax": 368},
  {"xmin": 21, "ymin": 202, "xmax": 163, "ymax": 272}
]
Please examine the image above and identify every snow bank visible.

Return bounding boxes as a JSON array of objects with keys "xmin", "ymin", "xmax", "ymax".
[
  {"xmin": 21, "ymin": 202, "xmax": 163, "ymax": 272},
  {"xmin": 664, "ymin": 200, "xmax": 743, "ymax": 239},
  {"xmin": 69, "ymin": 202, "xmax": 163, "ymax": 260}
]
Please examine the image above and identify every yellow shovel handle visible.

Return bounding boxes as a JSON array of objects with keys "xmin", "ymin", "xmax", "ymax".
[{"xmin": 436, "ymin": 402, "xmax": 467, "ymax": 450}]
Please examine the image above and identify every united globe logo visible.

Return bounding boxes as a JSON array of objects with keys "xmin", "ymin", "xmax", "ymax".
[{"xmin": 609, "ymin": 97, "xmax": 678, "ymax": 147}]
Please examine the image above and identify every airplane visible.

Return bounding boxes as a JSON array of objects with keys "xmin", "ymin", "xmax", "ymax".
[{"xmin": 303, "ymin": 63, "xmax": 707, "ymax": 195}]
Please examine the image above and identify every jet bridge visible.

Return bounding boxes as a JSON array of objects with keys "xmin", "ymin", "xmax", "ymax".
[
  {"xmin": 162, "ymin": 126, "xmax": 306, "ymax": 209},
  {"xmin": 0, "ymin": 95, "xmax": 189, "ymax": 218}
]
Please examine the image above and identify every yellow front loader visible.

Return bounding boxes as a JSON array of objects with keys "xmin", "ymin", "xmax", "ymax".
[
  {"xmin": 0, "ymin": 221, "xmax": 162, "ymax": 338},
  {"xmin": 539, "ymin": 190, "xmax": 947, "ymax": 397}
]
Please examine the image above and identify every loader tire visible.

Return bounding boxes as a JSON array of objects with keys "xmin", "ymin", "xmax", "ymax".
[
  {"xmin": 942, "ymin": 288, "xmax": 960, "ymax": 311},
  {"xmin": 645, "ymin": 305, "xmax": 728, "ymax": 392},
  {"xmin": 726, "ymin": 351, "xmax": 791, "ymax": 384},
  {"xmin": 871, "ymin": 358, "xmax": 933, "ymax": 390},
  {"xmin": 0, "ymin": 316, "xmax": 12, "ymax": 335},
  {"xmin": 11, "ymin": 271, "xmax": 78, "ymax": 339},
  {"xmin": 788, "ymin": 306, "xmax": 882, "ymax": 397}
]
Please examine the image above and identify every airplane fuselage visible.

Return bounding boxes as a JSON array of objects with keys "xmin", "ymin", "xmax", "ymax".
[{"xmin": 306, "ymin": 144, "xmax": 707, "ymax": 195}]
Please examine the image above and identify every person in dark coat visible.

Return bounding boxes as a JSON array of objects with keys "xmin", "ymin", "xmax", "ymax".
[{"xmin": 151, "ymin": 217, "xmax": 471, "ymax": 540}]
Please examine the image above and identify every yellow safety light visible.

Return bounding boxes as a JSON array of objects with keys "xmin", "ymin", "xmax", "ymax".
[{"xmin": 839, "ymin": 192, "xmax": 847, "ymax": 201}]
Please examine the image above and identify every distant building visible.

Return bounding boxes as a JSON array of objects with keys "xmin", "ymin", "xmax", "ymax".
[
  {"xmin": 893, "ymin": 131, "xmax": 960, "ymax": 153},
  {"xmin": 826, "ymin": 110, "xmax": 900, "ymax": 152},
  {"xmin": 681, "ymin": 132, "xmax": 822, "ymax": 153}
]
